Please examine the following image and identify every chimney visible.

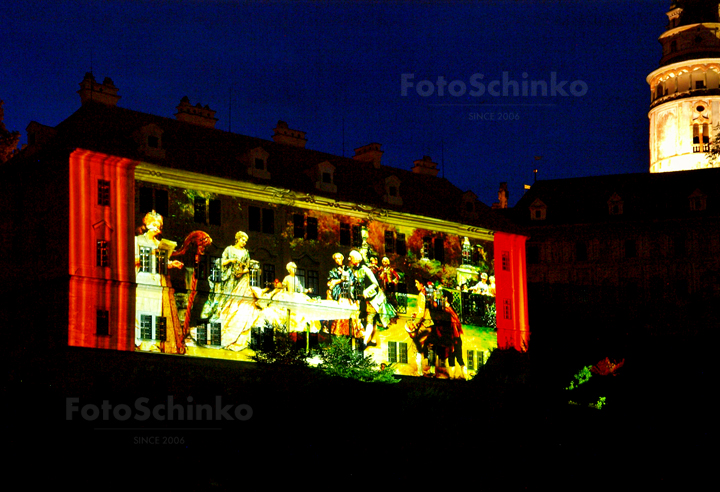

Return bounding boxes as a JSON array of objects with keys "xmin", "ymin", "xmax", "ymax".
[
  {"xmin": 77, "ymin": 73, "xmax": 121, "ymax": 106},
  {"xmin": 0, "ymin": 100, "xmax": 20, "ymax": 163},
  {"xmin": 175, "ymin": 96, "xmax": 218, "ymax": 129},
  {"xmin": 492, "ymin": 182, "xmax": 509, "ymax": 209},
  {"xmin": 411, "ymin": 155, "xmax": 439, "ymax": 177},
  {"xmin": 272, "ymin": 121, "xmax": 307, "ymax": 147},
  {"xmin": 353, "ymin": 143, "xmax": 383, "ymax": 169}
]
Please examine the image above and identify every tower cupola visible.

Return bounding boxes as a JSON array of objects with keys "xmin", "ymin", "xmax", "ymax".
[{"xmin": 648, "ymin": 1, "xmax": 720, "ymax": 173}]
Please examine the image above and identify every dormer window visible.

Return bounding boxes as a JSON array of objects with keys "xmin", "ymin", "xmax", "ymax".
[
  {"xmin": 608, "ymin": 193, "xmax": 623, "ymax": 216},
  {"xmin": 689, "ymin": 188, "xmax": 707, "ymax": 211},
  {"xmin": 384, "ymin": 176, "xmax": 402, "ymax": 206},
  {"xmin": 529, "ymin": 198, "xmax": 547, "ymax": 221},
  {"xmin": 461, "ymin": 190, "xmax": 478, "ymax": 216},
  {"xmin": 314, "ymin": 161, "xmax": 337, "ymax": 193},
  {"xmin": 135, "ymin": 124, "xmax": 165, "ymax": 159},
  {"xmin": 247, "ymin": 147, "xmax": 270, "ymax": 179}
]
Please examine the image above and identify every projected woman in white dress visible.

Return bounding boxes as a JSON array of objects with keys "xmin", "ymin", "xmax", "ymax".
[{"xmin": 216, "ymin": 231, "xmax": 261, "ymax": 350}]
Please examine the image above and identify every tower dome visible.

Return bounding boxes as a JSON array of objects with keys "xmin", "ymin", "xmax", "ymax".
[{"xmin": 648, "ymin": 1, "xmax": 720, "ymax": 173}]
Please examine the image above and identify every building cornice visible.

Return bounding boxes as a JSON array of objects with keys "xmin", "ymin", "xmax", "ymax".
[{"xmin": 134, "ymin": 161, "xmax": 496, "ymax": 241}]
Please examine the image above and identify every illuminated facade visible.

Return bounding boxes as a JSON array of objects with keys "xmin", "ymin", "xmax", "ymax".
[
  {"xmin": 648, "ymin": 0, "xmax": 720, "ymax": 173},
  {"xmin": 1, "ymin": 73, "xmax": 530, "ymax": 379}
]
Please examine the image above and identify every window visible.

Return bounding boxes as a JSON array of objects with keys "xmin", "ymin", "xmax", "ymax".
[
  {"xmin": 384, "ymin": 175, "xmax": 402, "ymax": 205},
  {"xmin": 296, "ymin": 268, "xmax": 307, "ymax": 292},
  {"xmin": 673, "ymin": 235, "xmax": 686, "ymax": 258},
  {"xmin": 467, "ymin": 350, "xmax": 486, "ymax": 371},
  {"xmin": 383, "ymin": 230, "xmax": 407, "ymax": 256},
  {"xmin": 314, "ymin": 161, "xmax": 336, "ymax": 192},
  {"xmin": 607, "ymin": 193, "xmax": 623, "ymax": 216},
  {"xmin": 209, "ymin": 257, "xmax": 222, "ymax": 283},
  {"xmin": 689, "ymin": 189, "xmax": 707, "ymax": 211},
  {"xmin": 339, "ymin": 223, "xmax": 363, "ymax": 247},
  {"xmin": 96, "ymin": 240, "xmax": 109, "ymax": 267},
  {"xmin": 693, "ymin": 124, "xmax": 710, "ymax": 152},
  {"xmin": 529, "ymin": 198, "xmax": 547, "ymax": 221},
  {"xmin": 293, "ymin": 214, "xmax": 317, "ymax": 240},
  {"xmin": 194, "ymin": 197, "xmax": 221, "ymax": 225},
  {"xmin": 249, "ymin": 206, "xmax": 274, "ymax": 234},
  {"xmin": 396, "ymin": 233, "xmax": 407, "ymax": 256},
  {"xmin": 156, "ymin": 249, "xmax": 168, "ymax": 275},
  {"xmin": 155, "ymin": 316, "xmax": 167, "ymax": 341},
  {"xmin": 247, "ymin": 147, "xmax": 271, "ymax": 179},
  {"xmin": 306, "ymin": 270, "xmax": 320, "ymax": 296},
  {"xmin": 262, "ymin": 264, "xmax": 275, "ymax": 288},
  {"xmin": 208, "ymin": 199, "xmax": 221, "ymax": 225},
  {"xmin": 387, "ymin": 341, "xmax": 408, "ymax": 364},
  {"xmin": 307, "ymin": 217, "xmax": 318, "ymax": 240},
  {"xmin": 352, "ymin": 225, "xmax": 362, "ymax": 247},
  {"xmin": 624, "ymin": 239, "xmax": 637, "ymax": 259},
  {"xmin": 502, "ymin": 298, "xmax": 512, "ymax": 320},
  {"xmin": 138, "ymin": 314, "xmax": 168, "ymax": 341},
  {"xmin": 422, "ymin": 236, "xmax": 432, "ymax": 259},
  {"xmin": 575, "ymin": 241, "xmax": 587, "ymax": 262},
  {"xmin": 136, "ymin": 124, "xmax": 165, "ymax": 158},
  {"xmin": 139, "ymin": 246, "xmax": 152, "ymax": 273},
  {"xmin": 420, "ymin": 236, "xmax": 444, "ymax": 261},
  {"xmin": 385, "ymin": 231, "xmax": 395, "ymax": 254},
  {"xmin": 501, "ymin": 251, "xmax": 510, "ymax": 271},
  {"xmin": 97, "ymin": 180, "xmax": 110, "ymax": 206},
  {"xmin": 434, "ymin": 237, "xmax": 445, "ymax": 263},
  {"xmin": 340, "ymin": 223, "xmax": 351, "ymax": 246},
  {"xmin": 138, "ymin": 187, "xmax": 168, "ymax": 217},
  {"xmin": 140, "ymin": 315, "xmax": 153, "ymax": 340},
  {"xmin": 197, "ymin": 321, "xmax": 222, "ymax": 346},
  {"xmin": 96, "ymin": 309, "xmax": 109, "ymax": 336},
  {"xmin": 194, "ymin": 197, "xmax": 206, "ymax": 223},
  {"xmin": 527, "ymin": 245, "xmax": 540, "ymax": 264}
]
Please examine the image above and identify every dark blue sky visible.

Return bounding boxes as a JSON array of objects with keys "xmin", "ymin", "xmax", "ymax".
[{"xmin": 2, "ymin": 0, "xmax": 669, "ymax": 206}]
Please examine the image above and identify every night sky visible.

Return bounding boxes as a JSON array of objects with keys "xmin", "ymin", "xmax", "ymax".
[{"xmin": 2, "ymin": 0, "xmax": 670, "ymax": 206}]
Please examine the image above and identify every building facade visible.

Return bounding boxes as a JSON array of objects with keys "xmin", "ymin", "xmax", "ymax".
[
  {"xmin": 508, "ymin": 171, "xmax": 720, "ymax": 336},
  {"xmin": 2, "ymin": 73, "xmax": 530, "ymax": 379}
]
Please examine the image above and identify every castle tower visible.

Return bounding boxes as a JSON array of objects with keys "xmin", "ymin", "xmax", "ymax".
[{"xmin": 647, "ymin": 1, "xmax": 720, "ymax": 173}]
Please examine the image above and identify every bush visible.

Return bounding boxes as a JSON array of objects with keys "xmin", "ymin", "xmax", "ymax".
[{"xmin": 317, "ymin": 337, "xmax": 399, "ymax": 384}]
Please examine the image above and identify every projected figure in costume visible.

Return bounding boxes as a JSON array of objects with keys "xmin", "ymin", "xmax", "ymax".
[
  {"xmin": 379, "ymin": 256, "xmax": 400, "ymax": 309},
  {"xmin": 487, "ymin": 275, "xmax": 496, "ymax": 297},
  {"xmin": 405, "ymin": 278, "xmax": 434, "ymax": 376},
  {"xmin": 326, "ymin": 252, "xmax": 352, "ymax": 335},
  {"xmin": 442, "ymin": 291, "xmax": 467, "ymax": 379},
  {"xmin": 216, "ymin": 231, "xmax": 261, "ymax": 350},
  {"xmin": 348, "ymin": 250, "xmax": 396, "ymax": 347},
  {"xmin": 135, "ymin": 211, "xmax": 184, "ymax": 353},
  {"xmin": 282, "ymin": 261, "xmax": 312, "ymax": 295},
  {"xmin": 471, "ymin": 272, "xmax": 490, "ymax": 295}
]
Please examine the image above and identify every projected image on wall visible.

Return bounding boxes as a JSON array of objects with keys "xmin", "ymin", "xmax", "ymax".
[{"xmin": 133, "ymin": 187, "xmax": 497, "ymax": 378}]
